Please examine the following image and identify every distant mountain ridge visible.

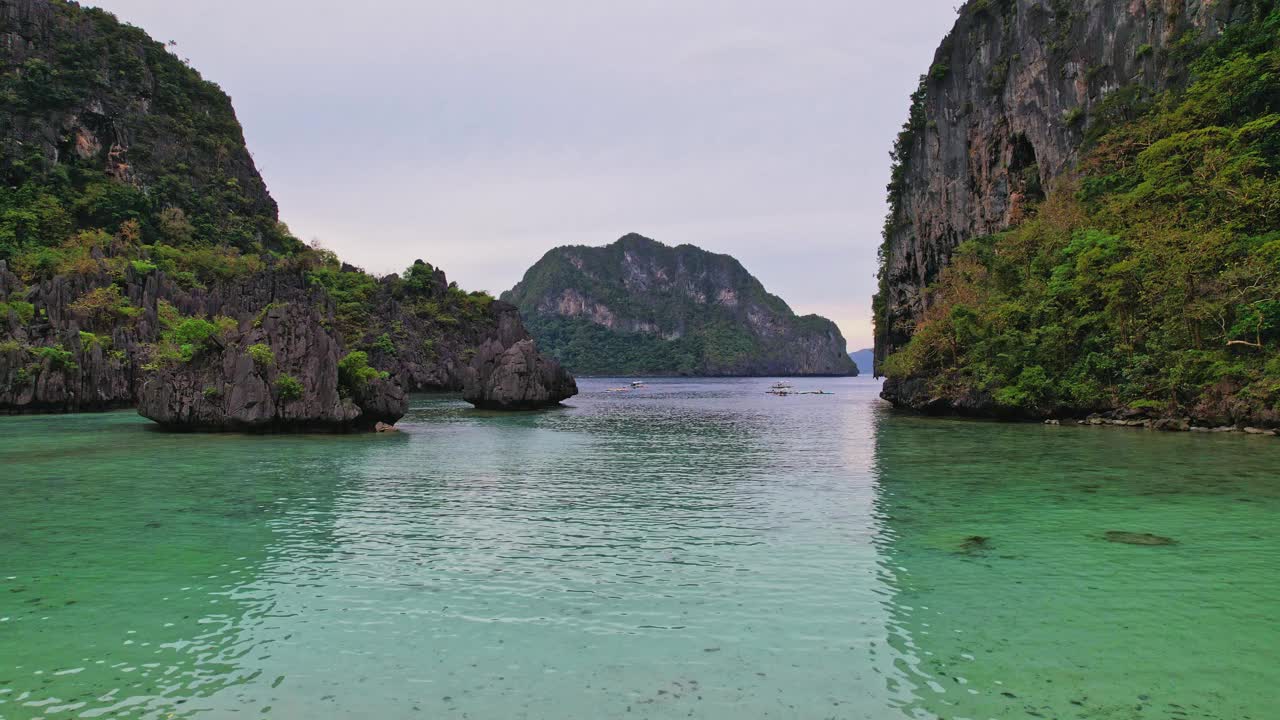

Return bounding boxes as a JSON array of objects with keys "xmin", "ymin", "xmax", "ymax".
[
  {"xmin": 849, "ymin": 349, "xmax": 874, "ymax": 377},
  {"xmin": 503, "ymin": 234, "xmax": 857, "ymax": 377}
]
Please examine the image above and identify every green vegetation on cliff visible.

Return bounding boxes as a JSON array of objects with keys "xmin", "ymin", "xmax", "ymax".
[
  {"xmin": 504, "ymin": 234, "xmax": 856, "ymax": 377},
  {"xmin": 881, "ymin": 3, "xmax": 1280, "ymax": 421},
  {"xmin": 523, "ymin": 314, "xmax": 748, "ymax": 376},
  {"xmin": 0, "ymin": 0, "xmax": 297, "ymax": 273}
]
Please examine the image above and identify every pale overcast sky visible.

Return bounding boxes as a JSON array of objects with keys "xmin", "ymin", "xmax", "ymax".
[{"xmin": 92, "ymin": 0, "xmax": 959, "ymax": 350}]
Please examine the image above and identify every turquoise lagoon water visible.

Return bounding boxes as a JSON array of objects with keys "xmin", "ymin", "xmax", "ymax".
[{"xmin": 1, "ymin": 377, "xmax": 1277, "ymax": 719}]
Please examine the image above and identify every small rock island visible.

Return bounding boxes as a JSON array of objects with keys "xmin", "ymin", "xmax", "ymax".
[{"xmin": 504, "ymin": 234, "xmax": 857, "ymax": 377}]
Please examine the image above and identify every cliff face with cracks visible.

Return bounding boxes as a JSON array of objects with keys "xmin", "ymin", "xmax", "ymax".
[
  {"xmin": 462, "ymin": 305, "xmax": 579, "ymax": 410},
  {"xmin": 875, "ymin": 0, "xmax": 1242, "ymax": 366}
]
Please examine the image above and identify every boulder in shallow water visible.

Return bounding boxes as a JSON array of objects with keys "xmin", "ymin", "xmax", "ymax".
[
  {"xmin": 1104, "ymin": 531, "xmax": 1177, "ymax": 546},
  {"xmin": 1152, "ymin": 417, "xmax": 1191, "ymax": 432},
  {"xmin": 460, "ymin": 301, "xmax": 576, "ymax": 410},
  {"xmin": 463, "ymin": 337, "xmax": 577, "ymax": 410}
]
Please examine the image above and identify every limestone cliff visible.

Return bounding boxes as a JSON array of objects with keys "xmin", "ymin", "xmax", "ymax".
[
  {"xmin": 872, "ymin": 0, "xmax": 1280, "ymax": 429},
  {"xmin": 875, "ymin": 0, "xmax": 1245, "ymax": 366},
  {"xmin": 0, "ymin": 0, "xmax": 281, "ymax": 250},
  {"xmin": 504, "ymin": 234, "xmax": 857, "ymax": 377},
  {"xmin": 0, "ymin": 0, "xmax": 575, "ymax": 425}
]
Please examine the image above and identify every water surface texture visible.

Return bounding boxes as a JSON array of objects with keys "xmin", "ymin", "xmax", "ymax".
[{"xmin": 2, "ymin": 378, "xmax": 1277, "ymax": 719}]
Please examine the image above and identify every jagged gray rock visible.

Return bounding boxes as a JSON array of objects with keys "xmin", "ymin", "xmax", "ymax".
[
  {"xmin": 2, "ymin": 256, "xmax": 577, "ymax": 421},
  {"xmin": 464, "ymin": 338, "xmax": 578, "ymax": 410},
  {"xmin": 462, "ymin": 302, "xmax": 577, "ymax": 410},
  {"xmin": 138, "ymin": 296, "xmax": 407, "ymax": 432}
]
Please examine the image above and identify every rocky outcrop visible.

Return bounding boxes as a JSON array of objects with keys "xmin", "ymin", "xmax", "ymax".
[
  {"xmin": 0, "ymin": 256, "xmax": 576, "ymax": 422},
  {"xmin": 504, "ymin": 234, "xmax": 857, "ymax": 377},
  {"xmin": 875, "ymin": 0, "xmax": 1249, "ymax": 366},
  {"xmin": 138, "ymin": 300, "xmax": 406, "ymax": 432},
  {"xmin": 2, "ymin": 259, "xmax": 151, "ymax": 413},
  {"xmin": 883, "ymin": 376, "xmax": 1280, "ymax": 432},
  {"xmin": 881, "ymin": 377, "xmax": 984, "ymax": 416},
  {"xmin": 462, "ymin": 302, "xmax": 576, "ymax": 409}
]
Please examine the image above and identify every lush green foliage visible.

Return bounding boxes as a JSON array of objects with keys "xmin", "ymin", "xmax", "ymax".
[
  {"xmin": 247, "ymin": 343, "xmax": 275, "ymax": 367},
  {"xmin": 0, "ymin": 1, "xmax": 519, "ymax": 396},
  {"xmin": 68, "ymin": 285, "xmax": 139, "ymax": 329},
  {"xmin": 144, "ymin": 309, "xmax": 235, "ymax": 369},
  {"xmin": 526, "ymin": 315, "xmax": 707, "ymax": 376},
  {"xmin": 372, "ymin": 333, "xmax": 396, "ymax": 355},
  {"xmin": 305, "ymin": 256, "xmax": 380, "ymax": 341},
  {"xmin": 0, "ymin": 2, "xmax": 300, "ymax": 267},
  {"xmin": 883, "ymin": 7, "xmax": 1280, "ymax": 418},
  {"xmin": 526, "ymin": 311, "xmax": 820, "ymax": 377},
  {"xmin": 0, "ymin": 0, "xmax": 303, "ymax": 286},
  {"xmin": 0, "ymin": 299, "xmax": 35, "ymax": 323},
  {"xmin": 33, "ymin": 343, "xmax": 75, "ymax": 369},
  {"xmin": 337, "ymin": 351, "xmax": 388, "ymax": 394},
  {"xmin": 78, "ymin": 330, "xmax": 105, "ymax": 349},
  {"xmin": 274, "ymin": 374, "xmax": 303, "ymax": 401},
  {"xmin": 305, "ymin": 254, "xmax": 498, "ymax": 353}
]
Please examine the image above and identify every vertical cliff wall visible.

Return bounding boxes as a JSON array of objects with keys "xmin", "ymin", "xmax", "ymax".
[{"xmin": 874, "ymin": 0, "xmax": 1250, "ymax": 368}]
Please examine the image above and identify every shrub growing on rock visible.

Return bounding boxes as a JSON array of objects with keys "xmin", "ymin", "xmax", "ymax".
[
  {"xmin": 0, "ymin": 300, "xmax": 35, "ymax": 324},
  {"xmin": 338, "ymin": 351, "xmax": 387, "ymax": 393},
  {"xmin": 274, "ymin": 374, "xmax": 303, "ymax": 401},
  {"xmin": 34, "ymin": 344, "xmax": 75, "ymax": 369},
  {"xmin": 247, "ymin": 343, "xmax": 275, "ymax": 367},
  {"xmin": 69, "ymin": 286, "xmax": 138, "ymax": 329}
]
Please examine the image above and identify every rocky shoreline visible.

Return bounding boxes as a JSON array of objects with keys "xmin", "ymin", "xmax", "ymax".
[
  {"xmin": 882, "ymin": 377, "xmax": 1279, "ymax": 436},
  {"xmin": 1, "ymin": 258, "xmax": 577, "ymax": 431},
  {"xmin": 1058, "ymin": 414, "xmax": 1279, "ymax": 437}
]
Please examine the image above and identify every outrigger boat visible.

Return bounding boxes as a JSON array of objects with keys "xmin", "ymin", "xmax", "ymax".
[
  {"xmin": 766, "ymin": 381, "xmax": 833, "ymax": 397},
  {"xmin": 767, "ymin": 381, "xmax": 794, "ymax": 396},
  {"xmin": 631, "ymin": 381, "xmax": 647, "ymax": 388}
]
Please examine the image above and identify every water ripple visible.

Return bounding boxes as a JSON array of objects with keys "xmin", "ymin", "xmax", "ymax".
[{"xmin": 1, "ymin": 378, "xmax": 1278, "ymax": 719}]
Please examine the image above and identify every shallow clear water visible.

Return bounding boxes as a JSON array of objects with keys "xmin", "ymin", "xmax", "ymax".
[{"xmin": 1, "ymin": 377, "xmax": 1278, "ymax": 720}]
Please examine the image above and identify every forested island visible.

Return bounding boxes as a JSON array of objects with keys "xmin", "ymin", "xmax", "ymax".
[
  {"xmin": 875, "ymin": 0, "xmax": 1279, "ymax": 431},
  {"xmin": 0, "ymin": 0, "xmax": 575, "ymax": 429},
  {"xmin": 504, "ymin": 234, "xmax": 857, "ymax": 377}
]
